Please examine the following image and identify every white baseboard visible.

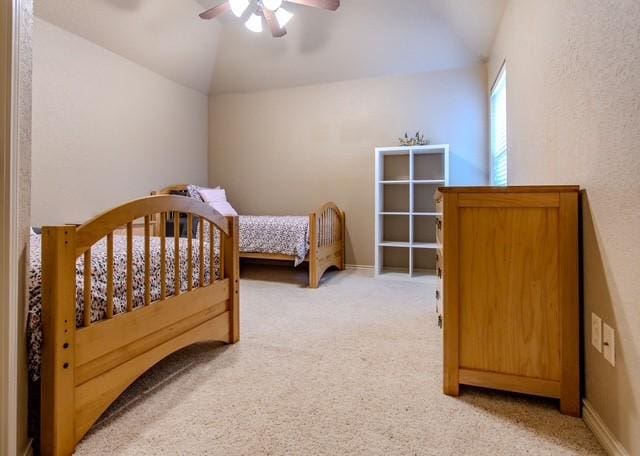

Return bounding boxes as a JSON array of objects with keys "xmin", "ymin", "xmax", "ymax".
[
  {"xmin": 583, "ymin": 400, "xmax": 629, "ymax": 456},
  {"xmin": 345, "ymin": 264, "xmax": 374, "ymax": 271}
]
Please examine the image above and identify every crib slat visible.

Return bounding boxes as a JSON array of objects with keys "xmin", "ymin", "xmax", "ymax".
[
  {"xmin": 324, "ymin": 211, "xmax": 327, "ymax": 245},
  {"xmin": 174, "ymin": 211, "xmax": 181, "ymax": 296},
  {"xmin": 83, "ymin": 249, "xmax": 92, "ymax": 327},
  {"xmin": 160, "ymin": 212, "xmax": 166, "ymax": 300},
  {"xmin": 127, "ymin": 222, "xmax": 133, "ymax": 311},
  {"xmin": 321, "ymin": 213, "xmax": 326, "ymax": 246},
  {"xmin": 323, "ymin": 211, "xmax": 329, "ymax": 245},
  {"xmin": 325, "ymin": 212, "xmax": 328, "ymax": 245},
  {"xmin": 324, "ymin": 212, "xmax": 328, "ymax": 246},
  {"xmin": 330, "ymin": 210, "xmax": 334, "ymax": 244},
  {"xmin": 209, "ymin": 221, "xmax": 215, "ymax": 284},
  {"xmin": 144, "ymin": 215, "xmax": 151, "ymax": 306},
  {"xmin": 187, "ymin": 214, "xmax": 193, "ymax": 291},
  {"xmin": 199, "ymin": 216, "xmax": 205, "ymax": 287},
  {"xmin": 106, "ymin": 233, "xmax": 114, "ymax": 319},
  {"xmin": 322, "ymin": 212, "xmax": 326, "ymax": 246}
]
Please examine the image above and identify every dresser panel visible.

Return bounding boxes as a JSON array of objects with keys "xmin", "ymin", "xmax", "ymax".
[
  {"xmin": 439, "ymin": 186, "xmax": 580, "ymax": 416},
  {"xmin": 458, "ymin": 207, "xmax": 561, "ymax": 381}
]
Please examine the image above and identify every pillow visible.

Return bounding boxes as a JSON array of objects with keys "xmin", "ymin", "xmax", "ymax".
[
  {"xmin": 30, "ymin": 226, "xmax": 37, "ymax": 235},
  {"xmin": 197, "ymin": 187, "xmax": 227, "ymax": 204},
  {"xmin": 185, "ymin": 184, "xmax": 217, "ymax": 202},
  {"xmin": 209, "ymin": 201, "xmax": 238, "ymax": 217},
  {"xmin": 195, "ymin": 199, "xmax": 238, "ymax": 243}
]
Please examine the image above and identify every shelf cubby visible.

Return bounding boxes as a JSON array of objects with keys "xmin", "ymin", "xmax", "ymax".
[
  {"xmin": 382, "ymin": 184, "xmax": 410, "ymax": 213},
  {"xmin": 375, "ymin": 144, "xmax": 449, "ymax": 281},
  {"xmin": 413, "ymin": 183, "xmax": 440, "ymax": 214},
  {"xmin": 381, "ymin": 246, "xmax": 410, "ymax": 276},
  {"xmin": 413, "ymin": 216, "xmax": 437, "ymax": 245},
  {"xmin": 414, "ymin": 152, "xmax": 445, "ymax": 181},
  {"xmin": 383, "ymin": 154, "xmax": 410, "ymax": 181},
  {"xmin": 382, "ymin": 214, "xmax": 410, "ymax": 244},
  {"xmin": 412, "ymin": 248, "xmax": 437, "ymax": 276}
]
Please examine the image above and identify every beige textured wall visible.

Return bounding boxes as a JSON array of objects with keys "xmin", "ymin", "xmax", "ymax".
[
  {"xmin": 31, "ymin": 18, "xmax": 209, "ymax": 226},
  {"xmin": 489, "ymin": 1, "xmax": 640, "ymax": 453},
  {"xmin": 209, "ymin": 66, "xmax": 489, "ymax": 265}
]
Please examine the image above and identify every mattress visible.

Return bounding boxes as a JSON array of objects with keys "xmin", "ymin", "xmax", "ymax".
[
  {"xmin": 182, "ymin": 185, "xmax": 310, "ymax": 266},
  {"xmin": 239, "ymin": 215, "xmax": 310, "ymax": 266},
  {"xmin": 27, "ymin": 233, "xmax": 220, "ymax": 381}
]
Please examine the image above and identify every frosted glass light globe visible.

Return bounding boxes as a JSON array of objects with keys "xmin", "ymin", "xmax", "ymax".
[
  {"xmin": 245, "ymin": 13, "xmax": 263, "ymax": 32},
  {"xmin": 275, "ymin": 7, "xmax": 293, "ymax": 27},
  {"xmin": 230, "ymin": 0, "xmax": 249, "ymax": 17}
]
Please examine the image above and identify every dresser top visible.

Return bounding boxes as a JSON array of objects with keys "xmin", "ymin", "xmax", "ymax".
[{"xmin": 438, "ymin": 185, "xmax": 580, "ymax": 193}]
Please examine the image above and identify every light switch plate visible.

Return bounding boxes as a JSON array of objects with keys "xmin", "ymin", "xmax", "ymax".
[
  {"xmin": 603, "ymin": 322, "xmax": 615, "ymax": 367},
  {"xmin": 591, "ymin": 313, "xmax": 602, "ymax": 352}
]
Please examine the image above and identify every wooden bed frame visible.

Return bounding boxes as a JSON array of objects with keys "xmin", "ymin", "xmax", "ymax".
[
  {"xmin": 39, "ymin": 195, "xmax": 239, "ymax": 455},
  {"xmin": 153, "ymin": 185, "xmax": 346, "ymax": 288}
]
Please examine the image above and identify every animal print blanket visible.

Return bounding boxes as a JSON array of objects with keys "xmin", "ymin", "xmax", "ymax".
[
  {"xmin": 27, "ymin": 234, "xmax": 220, "ymax": 381},
  {"xmin": 239, "ymin": 216, "xmax": 310, "ymax": 266}
]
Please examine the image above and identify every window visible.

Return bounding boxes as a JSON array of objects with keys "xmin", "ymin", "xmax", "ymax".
[{"xmin": 490, "ymin": 65, "xmax": 507, "ymax": 186}]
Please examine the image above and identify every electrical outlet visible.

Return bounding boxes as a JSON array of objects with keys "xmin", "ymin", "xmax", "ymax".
[
  {"xmin": 591, "ymin": 313, "xmax": 602, "ymax": 352},
  {"xmin": 603, "ymin": 322, "xmax": 615, "ymax": 367}
]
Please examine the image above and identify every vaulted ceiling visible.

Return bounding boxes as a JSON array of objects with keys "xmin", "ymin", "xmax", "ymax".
[{"xmin": 35, "ymin": 0, "xmax": 507, "ymax": 95}]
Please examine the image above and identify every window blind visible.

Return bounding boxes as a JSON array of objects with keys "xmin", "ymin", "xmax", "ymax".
[{"xmin": 490, "ymin": 67, "xmax": 507, "ymax": 186}]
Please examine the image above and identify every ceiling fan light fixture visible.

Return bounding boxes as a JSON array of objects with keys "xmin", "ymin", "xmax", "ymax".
[
  {"xmin": 229, "ymin": 0, "xmax": 250, "ymax": 17},
  {"xmin": 262, "ymin": 0, "xmax": 283, "ymax": 11},
  {"xmin": 275, "ymin": 7, "xmax": 293, "ymax": 27},
  {"xmin": 245, "ymin": 13, "xmax": 264, "ymax": 32}
]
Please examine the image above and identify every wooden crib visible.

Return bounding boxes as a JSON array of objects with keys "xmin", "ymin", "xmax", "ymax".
[
  {"xmin": 239, "ymin": 202, "xmax": 346, "ymax": 288},
  {"xmin": 153, "ymin": 185, "xmax": 346, "ymax": 288},
  {"xmin": 39, "ymin": 195, "xmax": 239, "ymax": 455}
]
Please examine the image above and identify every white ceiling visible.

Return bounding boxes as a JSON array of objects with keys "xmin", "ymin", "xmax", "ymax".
[{"xmin": 35, "ymin": 0, "xmax": 507, "ymax": 95}]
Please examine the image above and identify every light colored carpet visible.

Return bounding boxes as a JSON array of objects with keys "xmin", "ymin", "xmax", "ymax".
[{"xmin": 76, "ymin": 265, "xmax": 604, "ymax": 456}]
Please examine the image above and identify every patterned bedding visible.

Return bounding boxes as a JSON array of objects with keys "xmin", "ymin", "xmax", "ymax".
[
  {"xmin": 183, "ymin": 185, "xmax": 310, "ymax": 266},
  {"xmin": 239, "ymin": 216, "xmax": 310, "ymax": 266},
  {"xmin": 27, "ymin": 233, "xmax": 220, "ymax": 381}
]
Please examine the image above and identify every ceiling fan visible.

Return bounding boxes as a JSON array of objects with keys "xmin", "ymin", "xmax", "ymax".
[{"xmin": 199, "ymin": 0, "xmax": 340, "ymax": 38}]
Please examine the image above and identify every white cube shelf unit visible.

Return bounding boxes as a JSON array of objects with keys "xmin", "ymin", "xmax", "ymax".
[{"xmin": 374, "ymin": 144, "xmax": 450, "ymax": 281}]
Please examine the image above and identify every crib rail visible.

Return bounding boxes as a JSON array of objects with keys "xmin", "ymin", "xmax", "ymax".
[
  {"xmin": 151, "ymin": 184, "xmax": 346, "ymax": 288},
  {"xmin": 313, "ymin": 202, "xmax": 344, "ymax": 248},
  {"xmin": 309, "ymin": 202, "xmax": 345, "ymax": 287},
  {"xmin": 40, "ymin": 194, "xmax": 240, "ymax": 455},
  {"xmin": 73, "ymin": 195, "xmax": 229, "ymax": 328}
]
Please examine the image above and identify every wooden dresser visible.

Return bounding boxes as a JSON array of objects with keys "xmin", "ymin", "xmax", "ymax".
[{"xmin": 435, "ymin": 186, "xmax": 580, "ymax": 416}]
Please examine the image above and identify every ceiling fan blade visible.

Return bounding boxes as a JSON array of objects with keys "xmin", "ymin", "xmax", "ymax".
[
  {"xmin": 286, "ymin": 0, "xmax": 340, "ymax": 11},
  {"xmin": 199, "ymin": 1, "xmax": 231, "ymax": 20},
  {"xmin": 263, "ymin": 8, "xmax": 287, "ymax": 37}
]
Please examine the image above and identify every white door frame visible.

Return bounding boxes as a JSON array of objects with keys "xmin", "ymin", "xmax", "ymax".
[{"xmin": 1, "ymin": 1, "xmax": 23, "ymax": 455}]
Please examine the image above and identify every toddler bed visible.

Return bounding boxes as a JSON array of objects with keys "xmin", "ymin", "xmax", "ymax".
[
  {"xmin": 30, "ymin": 194, "xmax": 239, "ymax": 455},
  {"xmin": 153, "ymin": 185, "xmax": 345, "ymax": 288}
]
